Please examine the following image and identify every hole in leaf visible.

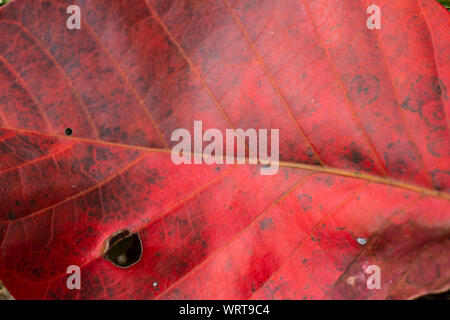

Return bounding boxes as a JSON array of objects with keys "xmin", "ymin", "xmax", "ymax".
[
  {"xmin": 65, "ymin": 128, "xmax": 73, "ymax": 136},
  {"xmin": 102, "ymin": 229, "xmax": 142, "ymax": 268}
]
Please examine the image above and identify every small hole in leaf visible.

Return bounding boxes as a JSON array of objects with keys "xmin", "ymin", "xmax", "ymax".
[
  {"xmin": 102, "ymin": 229, "xmax": 142, "ymax": 268},
  {"xmin": 65, "ymin": 128, "xmax": 73, "ymax": 136}
]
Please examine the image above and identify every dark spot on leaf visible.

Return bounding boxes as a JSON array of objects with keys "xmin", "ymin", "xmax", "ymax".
[
  {"xmin": 430, "ymin": 170, "xmax": 449, "ymax": 191},
  {"xmin": 401, "ymin": 76, "xmax": 446, "ymax": 131},
  {"xmin": 348, "ymin": 74, "xmax": 380, "ymax": 108},
  {"xmin": 42, "ymin": 2, "xmax": 51, "ymax": 9},
  {"xmin": 348, "ymin": 146, "xmax": 364, "ymax": 164},
  {"xmin": 297, "ymin": 193, "xmax": 312, "ymax": 212},
  {"xmin": 165, "ymin": 108, "xmax": 173, "ymax": 118},
  {"xmin": 305, "ymin": 148, "xmax": 321, "ymax": 165},
  {"xmin": 259, "ymin": 217, "xmax": 273, "ymax": 230},
  {"xmin": 427, "ymin": 141, "xmax": 442, "ymax": 158}
]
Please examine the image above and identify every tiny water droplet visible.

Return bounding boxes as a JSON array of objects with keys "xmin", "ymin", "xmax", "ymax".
[
  {"xmin": 357, "ymin": 238, "xmax": 367, "ymax": 245},
  {"xmin": 153, "ymin": 282, "xmax": 158, "ymax": 287}
]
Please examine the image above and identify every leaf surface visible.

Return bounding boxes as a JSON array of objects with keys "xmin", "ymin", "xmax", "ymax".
[{"xmin": 0, "ymin": 0, "xmax": 449, "ymax": 299}]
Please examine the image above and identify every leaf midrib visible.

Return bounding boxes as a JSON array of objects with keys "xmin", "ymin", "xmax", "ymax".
[{"xmin": 1, "ymin": 126, "xmax": 448, "ymax": 200}]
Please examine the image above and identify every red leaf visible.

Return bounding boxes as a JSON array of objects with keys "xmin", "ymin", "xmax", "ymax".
[{"xmin": 0, "ymin": 0, "xmax": 449, "ymax": 299}]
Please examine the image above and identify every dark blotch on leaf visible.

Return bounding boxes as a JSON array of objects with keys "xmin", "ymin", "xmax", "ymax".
[
  {"xmin": 347, "ymin": 146, "xmax": 364, "ymax": 164},
  {"xmin": 102, "ymin": 229, "xmax": 142, "ymax": 268}
]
